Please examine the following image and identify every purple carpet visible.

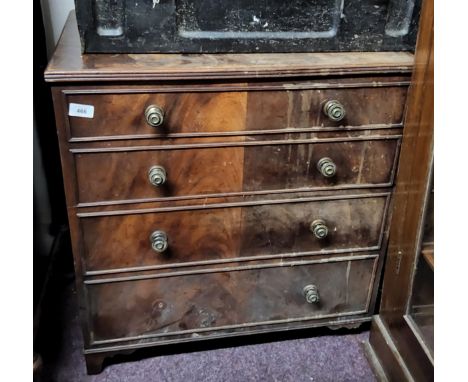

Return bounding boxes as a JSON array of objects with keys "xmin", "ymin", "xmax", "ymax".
[{"xmin": 39, "ymin": 281, "xmax": 376, "ymax": 382}]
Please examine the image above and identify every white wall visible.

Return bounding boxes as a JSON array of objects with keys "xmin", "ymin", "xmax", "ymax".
[
  {"xmin": 40, "ymin": 0, "xmax": 75, "ymax": 57},
  {"xmin": 34, "ymin": 0, "xmax": 75, "ymax": 255}
]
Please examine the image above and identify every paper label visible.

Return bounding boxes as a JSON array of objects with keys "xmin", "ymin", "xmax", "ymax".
[{"xmin": 68, "ymin": 103, "xmax": 95, "ymax": 119}]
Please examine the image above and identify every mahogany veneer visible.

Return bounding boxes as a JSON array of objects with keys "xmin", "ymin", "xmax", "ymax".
[{"xmin": 45, "ymin": 12, "xmax": 413, "ymax": 374}]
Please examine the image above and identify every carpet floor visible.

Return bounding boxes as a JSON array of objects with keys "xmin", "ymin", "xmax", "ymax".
[{"xmin": 37, "ymin": 278, "xmax": 377, "ymax": 382}]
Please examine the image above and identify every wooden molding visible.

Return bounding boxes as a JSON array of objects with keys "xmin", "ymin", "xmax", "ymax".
[
  {"xmin": 380, "ymin": 0, "xmax": 434, "ymax": 321},
  {"xmin": 367, "ymin": 0, "xmax": 434, "ymax": 380}
]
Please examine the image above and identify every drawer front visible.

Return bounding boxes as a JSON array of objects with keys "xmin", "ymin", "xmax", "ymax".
[
  {"xmin": 66, "ymin": 86, "xmax": 407, "ymax": 140},
  {"xmin": 87, "ymin": 257, "xmax": 377, "ymax": 343},
  {"xmin": 81, "ymin": 194, "xmax": 388, "ymax": 273},
  {"xmin": 74, "ymin": 138, "xmax": 399, "ymax": 204}
]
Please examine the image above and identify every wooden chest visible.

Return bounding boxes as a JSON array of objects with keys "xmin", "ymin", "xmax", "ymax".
[{"xmin": 45, "ymin": 12, "xmax": 414, "ymax": 374}]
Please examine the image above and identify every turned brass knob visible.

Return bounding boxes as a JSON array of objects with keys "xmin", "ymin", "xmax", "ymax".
[
  {"xmin": 148, "ymin": 166, "xmax": 167, "ymax": 186},
  {"xmin": 317, "ymin": 157, "xmax": 336, "ymax": 178},
  {"xmin": 145, "ymin": 105, "xmax": 165, "ymax": 127},
  {"xmin": 323, "ymin": 100, "xmax": 346, "ymax": 122},
  {"xmin": 303, "ymin": 284, "xmax": 320, "ymax": 304},
  {"xmin": 150, "ymin": 230, "xmax": 168, "ymax": 253},
  {"xmin": 310, "ymin": 219, "xmax": 328, "ymax": 239}
]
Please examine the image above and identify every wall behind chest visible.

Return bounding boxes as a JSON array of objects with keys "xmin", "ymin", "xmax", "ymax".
[{"xmin": 40, "ymin": 0, "xmax": 75, "ymax": 56}]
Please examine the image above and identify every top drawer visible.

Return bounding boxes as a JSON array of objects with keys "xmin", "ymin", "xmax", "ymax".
[{"xmin": 64, "ymin": 84, "xmax": 408, "ymax": 141}]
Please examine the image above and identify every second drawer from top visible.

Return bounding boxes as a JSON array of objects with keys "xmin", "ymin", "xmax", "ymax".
[{"xmin": 73, "ymin": 136, "xmax": 400, "ymax": 205}]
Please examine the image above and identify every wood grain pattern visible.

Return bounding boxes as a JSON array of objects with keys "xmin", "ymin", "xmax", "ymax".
[
  {"xmin": 44, "ymin": 13, "xmax": 414, "ymax": 83},
  {"xmin": 87, "ymin": 257, "xmax": 377, "ymax": 343},
  {"xmin": 242, "ymin": 138, "xmax": 399, "ymax": 192},
  {"xmin": 380, "ymin": 0, "xmax": 434, "ymax": 324},
  {"xmin": 44, "ymin": 11, "xmax": 415, "ymax": 374},
  {"xmin": 74, "ymin": 138, "xmax": 399, "ymax": 204},
  {"xmin": 74, "ymin": 146, "xmax": 244, "ymax": 204},
  {"xmin": 65, "ymin": 85, "xmax": 407, "ymax": 140},
  {"xmin": 67, "ymin": 91, "xmax": 247, "ymax": 139},
  {"xmin": 367, "ymin": 0, "xmax": 433, "ymax": 380},
  {"xmin": 80, "ymin": 195, "xmax": 388, "ymax": 273},
  {"xmin": 245, "ymin": 86, "xmax": 408, "ymax": 131}
]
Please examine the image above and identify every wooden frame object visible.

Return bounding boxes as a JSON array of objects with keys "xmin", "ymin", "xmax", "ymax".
[
  {"xmin": 45, "ymin": 11, "xmax": 418, "ymax": 374},
  {"xmin": 365, "ymin": 0, "xmax": 434, "ymax": 380}
]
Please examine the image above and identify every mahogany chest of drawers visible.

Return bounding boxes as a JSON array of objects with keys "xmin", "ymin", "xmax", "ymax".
[{"xmin": 45, "ymin": 13, "xmax": 414, "ymax": 374}]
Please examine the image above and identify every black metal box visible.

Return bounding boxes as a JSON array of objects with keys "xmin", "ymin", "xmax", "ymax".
[{"xmin": 75, "ymin": 0, "xmax": 421, "ymax": 53}]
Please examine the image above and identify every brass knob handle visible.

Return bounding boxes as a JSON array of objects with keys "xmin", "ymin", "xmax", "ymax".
[
  {"xmin": 303, "ymin": 284, "xmax": 320, "ymax": 304},
  {"xmin": 150, "ymin": 230, "xmax": 168, "ymax": 253},
  {"xmin": 310, "ymin": 219, "xmax": 328, "ymax": 239},
  {"xmin": 145, "ymin": 105, "xmax": 165, "ymax": 127},
  {"xmin": 323, "ymin": 100, "xmax": 346, "ymax": 122},
  {"xmin": 148, "ymin": 166, "xmax": 167, "ymax": 186},
  {"xmin": 317, "ymin": 157, "xmax": 336, "ymax": 178}
]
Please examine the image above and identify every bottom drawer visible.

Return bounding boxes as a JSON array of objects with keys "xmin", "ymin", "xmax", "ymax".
[{"xmin": 87, "ymin": 256, "xmax": 378, "ymax": 344}]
